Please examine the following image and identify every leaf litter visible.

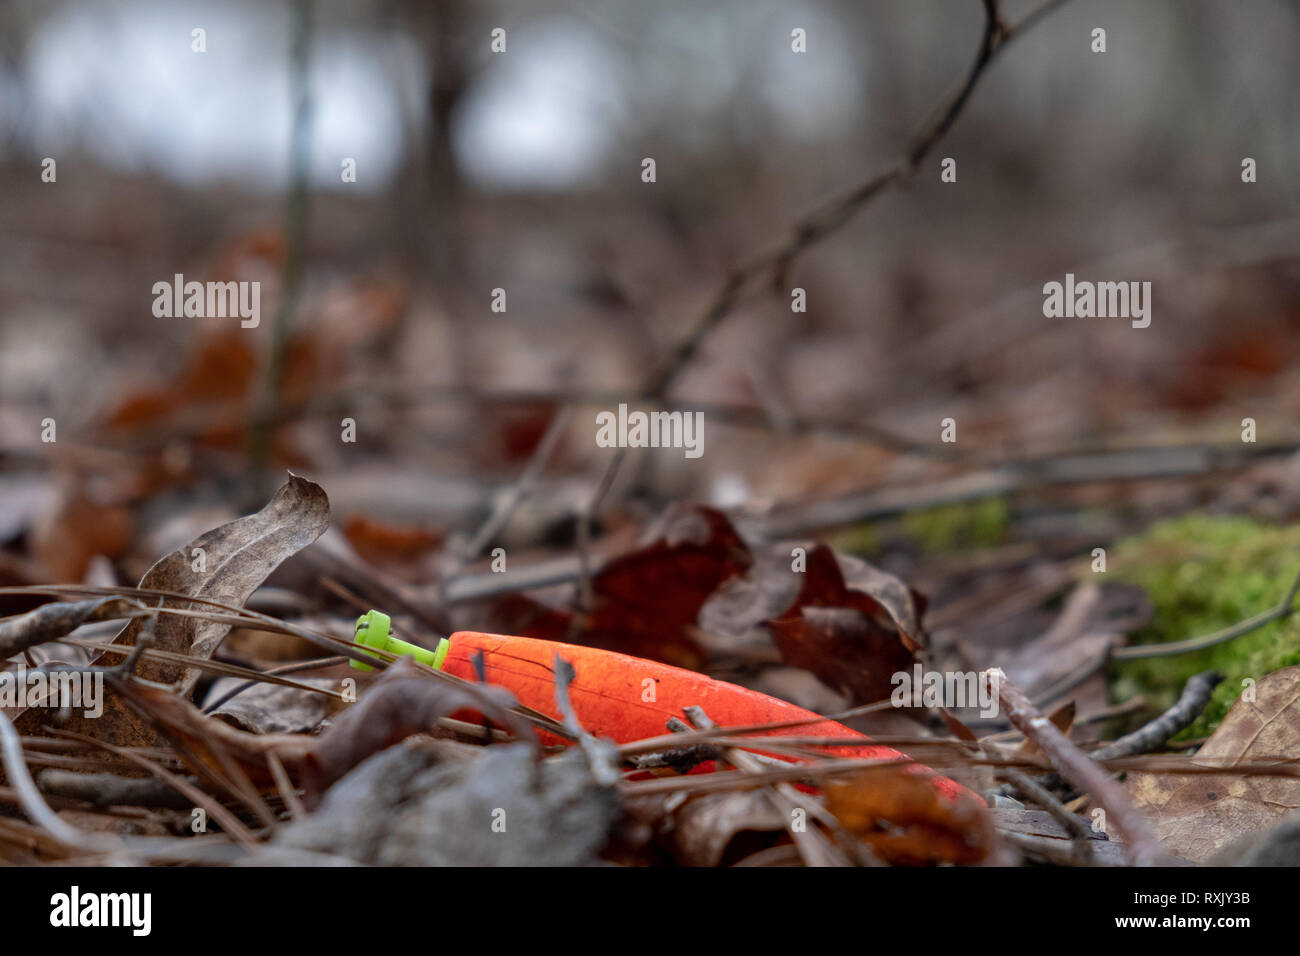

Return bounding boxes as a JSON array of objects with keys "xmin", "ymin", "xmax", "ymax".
[{"xmin": 4, "ymin": 467, "xmax": 1300, "ymax": 868}]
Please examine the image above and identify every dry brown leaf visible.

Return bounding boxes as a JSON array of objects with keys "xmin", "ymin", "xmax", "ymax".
[
  {"xmin": 486, "ymin": 504, "xmax": 749, "ymax": 668},
  {"xmin": 102, "ymin": 330, "xmax": 312, "ymax": 472},
  {"xmin": 104, "ymin": 332, "xmax": 257, "ymax": 446},
  {"xmin": 825, "ymin": 765, "xmax": 996, "ymax": 865},
  {"xmin": 207, "ymin": 676, "xmax": 338, "ymax": 734},
  {"xmin": 302, "ymin": 658, "xmax": 534, "ymax": 807},
  {"xmin": 259, "ymin": 737, "xmax": 619, "ymax": 866},
  {"xmin": 13, "ymin": 474, "xmax": 330, "ymax": 749},
  {"xmin": 764, "ymin": 544, "xmax": 922, "ymax": 704},
  {"xmin": 663, "ymin": 790, "xmax": 789, "ymax": 867},
  {"xmin": 987, "ymin": 582, "xmax": 1139, "ymax": 702},
  {"xmin": 1125, "ymin": 665, "xmax": 1300, "ymax": 862},
  {"xmin": 342, "ymin": 514, "xmax": 443, "ymax": 568},
  {"xmin": 1015, "ymin": 700, "xmax": 1075, "ymax": 758},
  {"xmin": 30, "ymin": 483, "xmax": 132, "ymax": 583}
]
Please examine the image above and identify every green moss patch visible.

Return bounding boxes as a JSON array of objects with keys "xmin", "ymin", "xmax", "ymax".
[
  {"xmin": 901, "ymin": 498, "xmax": 1009, "ymax": 552},
  {"xmin": 1106, "ymin": 514, "xmax": 1300, "ymax": 738}
]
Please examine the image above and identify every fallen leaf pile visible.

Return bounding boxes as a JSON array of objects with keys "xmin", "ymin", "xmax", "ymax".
[
  {"xmin": 0, "ymin": 476, "xmax": 1013, "ymax": 868},
  {"xmin": 3, "ymin": 472, "xmax": 1298, "ymax": 869}
]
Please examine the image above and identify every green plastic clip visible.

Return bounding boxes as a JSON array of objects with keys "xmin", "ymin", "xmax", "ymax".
[{"xmin": 350, "ymin": 609, "xmax": 449, "ymax": 672}]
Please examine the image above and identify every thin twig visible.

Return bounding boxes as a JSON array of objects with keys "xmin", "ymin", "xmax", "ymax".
[
  {"xmin": 200, "ymin": 656, "xmax": 348, "ymax": 714},
  {"xmin": 1114, "ymin": 568, "xmax": 1300, "ymax": 659},
  {"xmin": 642, "ymin": 0, "xmax": 1069, "ymax": 401},
  {"xmin": 1030, "ymin": 562, "xmax": 1299, "ymax": 710},
  {"xmin": 49, "ymin": 728, "xmax": 260, "ymax": 849},
  {"xmin": 276, "ymin": 438, "xmax": 1297, "ymax": 608},
  {"xmin": 985, "ymin": 667, "xmax": 1164, "ymax": 866},
  {"xmin": 0, "ymin": 597, "xmax": 149, "ymax": 658},
  {"xmin": 616, "ymin": 698, "xmax": 897, "ymax": 757},
  {"xmin": 999, "ymin": 766, "xmax": 1095, "ymax": 865},
  {"xmin": 572, "ymin": 446, "xmax": 627, "ymax": 620},
  {"xmin": 1090, "ymin": 671, "xmax": 1223, "ymax": 761},
  {"xmin": 0, "ymin": 584, "xmax": 572, "ymax": 739},
  {"xmin": 267, "ymin": 750, "xmax": 305, "ymax": 822},
  {"xmin": 35, "ymin": 769, "xmax": 194, "ymax": 810},
  {"xmin": 0, "ymin": 711, "xmax": 122, "ymax": 853},
  {"xmin": 621, "ymin": 755, "xmax": 913, "ymax": 798},
  {"xmin": 444, "ymin": 404, "xmax": 576, "ymax": 588},
  {"xmin": 758, "ymin": 441, "xmax": 1294, "ymax": 539},
  {"xmin": 553, "ymin": 654, "xmax": 620, "ymax": 785},
  {"xmin": 250, "ymin": 0, "xmax": 313, "ymax": 484},
  {"xmin": 679, "ymin": 705, "xmax": 853, "ymax": 867}
]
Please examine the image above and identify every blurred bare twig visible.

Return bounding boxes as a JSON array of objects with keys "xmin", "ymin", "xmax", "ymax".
[
  {"xmin": 440, "ymin": 404, "xmax": 577, "ymax": 594},
  {"xmin": 251, "ymin": 0, "xmax": 314, "ymax": 490},
  {"xmin": 641, "ymin": 0, "xmax": 1071, "ymax": 402},
  {"xmin": 757, "ymin": 439, "xmax": 1300, "ymax": 538}
]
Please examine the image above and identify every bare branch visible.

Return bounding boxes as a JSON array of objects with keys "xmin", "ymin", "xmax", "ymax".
[
  {"xmin": 644, "ymin": 0, "xmax": 1071, "ymax": 399},
  {"xmin": 985, "ymin": 667, "xmax": 1165, "ymax": 866}
]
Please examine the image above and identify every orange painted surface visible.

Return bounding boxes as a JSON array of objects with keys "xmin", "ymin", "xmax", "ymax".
[{"xmin": 443, "ymin": 630, "xmax": 973, "ymax": 804}]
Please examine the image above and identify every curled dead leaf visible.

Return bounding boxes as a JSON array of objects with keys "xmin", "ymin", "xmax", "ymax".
[
  {"xmin": 486, "ymin": 504, "xmax": 750, "ymax": 668},
  {"xmin": 825, "ymin": 765, "xmax": 996, "ymax": 865},
  {"xmin": 14, "ymin": 474, "xmax": 330, "ymax": 749},
  {"xmin": 764, "ymin": 544, "xmax": 923, "ymax": 704},
  {"xmin": 663, "ymin": 789, "xmax": 790, "ymax": 867},
  {"xmin": 302, "ymin": 657, "xmax": 536, "ymax": 807}
]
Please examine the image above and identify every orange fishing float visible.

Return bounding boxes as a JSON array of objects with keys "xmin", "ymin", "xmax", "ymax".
[{"xmin": 352, "ymin": 610, "xmax": 973, "ymax": 803}]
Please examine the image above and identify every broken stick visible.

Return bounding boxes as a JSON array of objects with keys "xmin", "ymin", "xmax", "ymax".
[{"xmin": 984, "ymin": 667, "xmax": 1165, "ymax": 866}]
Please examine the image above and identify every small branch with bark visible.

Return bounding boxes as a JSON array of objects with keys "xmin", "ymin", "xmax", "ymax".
[{"xmin": 985, "ymin": 667, "xmax": 1165, "ymax": 866}]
